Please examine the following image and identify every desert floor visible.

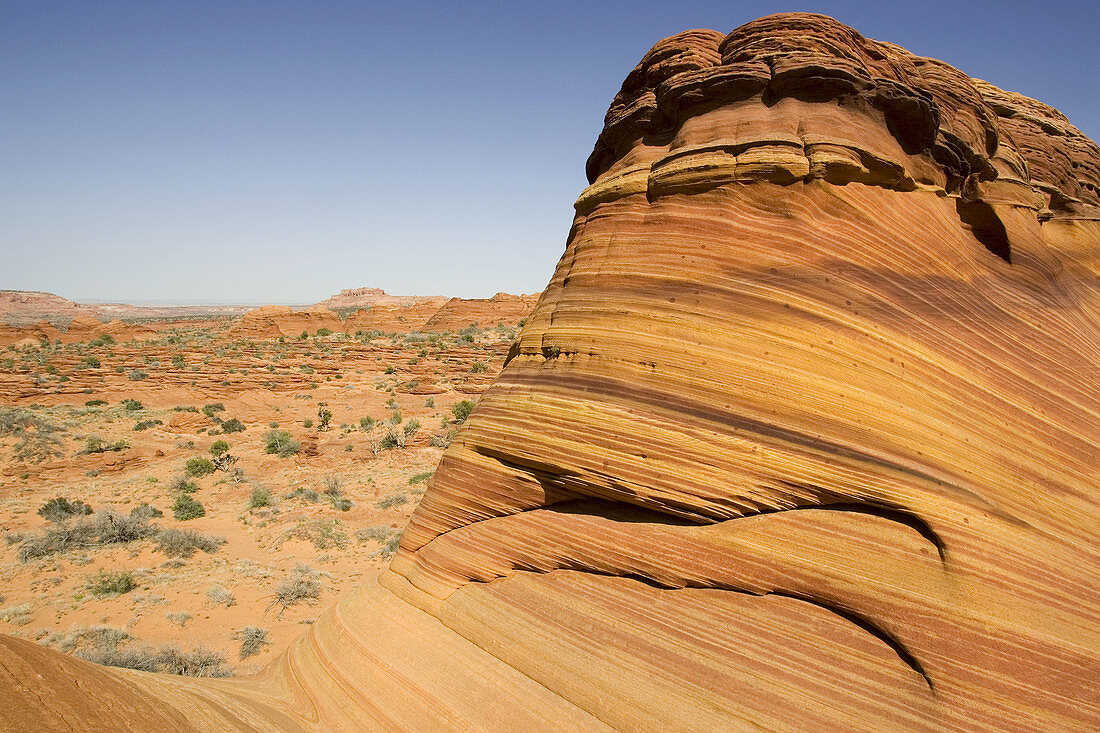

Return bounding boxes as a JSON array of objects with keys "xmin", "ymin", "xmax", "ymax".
[{"xmin": 0, "ymin": 321, "xmax": 513, "ymax": 675}]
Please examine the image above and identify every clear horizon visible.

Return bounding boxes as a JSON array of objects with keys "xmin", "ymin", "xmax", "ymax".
[{"xmin": 4, "ymin": 1, "xmax": 1098, "ymax": 303}]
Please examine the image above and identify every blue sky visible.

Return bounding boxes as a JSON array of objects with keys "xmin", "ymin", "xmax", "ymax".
[{"xmin": 2, "ymin": 1, "xmax": 1097, "ymax": 304}]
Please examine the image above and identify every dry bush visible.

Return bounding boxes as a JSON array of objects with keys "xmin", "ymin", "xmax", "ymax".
[
  {"xmin": 233, "ymin": 626, "xmax": 270, "ymax": 660},
  {"xmin": 0, "ymin": 603, "xmax": 32, "ymax": 625},
  {"xmin": 85, "ymin": 570, "xmax": 135, "ymax": 598},
  {"xmin": 268, "ymin": 565, "xmax": 322, "ymax": 616},
  {"xmin": 274, "ymin": 519, "xmax": 347, "ymax": 551},
  {"xmin": 41, "ymin": 626, "xmax": 232, "ymax": 677},
  {"xmin": 206, "ymin": 584, "xmax": 236, "ymax": 608},
  {"xmin": 355, "ymin": 526, "xmax": 401, "ymax": 558},
  {"xmin": 154, "ymin": 528, "xmax": 226, "ymax": 558}
]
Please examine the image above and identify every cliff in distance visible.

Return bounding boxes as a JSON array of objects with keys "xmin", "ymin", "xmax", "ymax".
[{"xmin": 2, "ymin": 13, "xmax": 1099, "ymax": 732}]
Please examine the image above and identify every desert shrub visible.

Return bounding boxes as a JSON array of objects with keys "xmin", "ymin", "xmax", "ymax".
[
  {"xmin": 121, "ymin": 399, "xmax": 143, "ymax": 411},
  {"xmin": 330, "ymin": 497, "xmax": 352, "ymax": 512},
  {"xmin": 376, "ymin": 493, "xmax": 408, "ymax": 510},
  {"xmin": 452, "ymin": 400, "xmax": 475, "ymax": 423},
  {"xmin": 387, "ymin": 411, "xmax": 402, "ymax": 425},
  {"xmin": 359, "ymin": 417, "xmax": 375, "ymax": 431},
  {"xmin": 154, "ymin": 528, "xmax": 225, "ymax": 558},
  {"xmin": 44, "ymin": 628, "xmax": 232, "ymax": 677},
  {"xmin": 129, "ymin": 503, "xmax": 163, "ymax": 520},
  {"xmin": 82, "ymin": 436, "xmax": 128, "ymax": 454},
  {"xmin": 268, "ymin": 566, "xmax": 322, "ymax": 615},
  {"xmin": 79, "ymin": 356, "xmax": 100, "ymax": 369},
  {"xmin": 430, "ymin": 430, "xmax": 456, "ymax": 448},
  {"xmin": 201, "ymin": 403, "xmax": 225, "ymax": 419},
  {"xmin": 127, "ymin": 369, "xmax": 147, "ymax": 381},
  {"xmin": 86, "ymin": 570, "xmax": 136, "ymax": 598},
  {"xmin": 165, "ymin": 611, "xmax": 192, "ymax": 627},
  {"xmin": 302, "ymin": 419, "xmax": 313, "ymax": 428},
  {"xmin": 275, "ymin": 519, "xmax": 347, "ymax": 551},
  {"xmin": 38, "ymin": 496, "xmax": 92, "ymax": 523},
  {"xmin": 89, "ymin": 334, "xmax": 115, "ymax": 347},
  {"xmin": 323, "ymin": 474, "xmax": 342, "ymax": 495},
  {"xmin": 248, "ymin": 487, "xmax": 272, "ymax": 509},
  {"xmin": 0, "ymin": 604, "xmax": 32, "ymax": 625},
  {"xmin": 173, "ymin": 405, "xmax": 198, "ymax": 413},
  {"xmin": 168, "ymin": 476, "xmax": 198, "ymax": 494},
  {"xmin": 172, "ymin": 495, "xmax": 205, "ymax": 521},
  {"xmin": 220, "ymin": 418, "xmax": 245, "ymax": 433},
  {"xmin": 85, "ymin": 399, "xmax": 108, "ymax": 407},
  {"xmin": 356, "ymin": 526, "xmax": 401, "ymax": 556},
  {"xmin": 286, "ymin": 488, "xmax": 320, "ymax": 503},
  {"xmin": 171, "ymin": 354, "xmax": 186, "ymax": 368},
  {"xmin": 316, "ymin": 402, "xmax": 332, "ymax": 430},
  {"xmin": 402, "ymin": 418, "xmax": 420, "ymax": 437},
  {"xmin": 184, "ymin": 457, "xmax": 215, "ymax": 477},
  {"xmin": 470, "ymin": 360, "xmax": 487, "ymax": 373},
  {"xmin": 424, "ymin": 397, "xmax": 434, "ymax": 408},
  {"xmin": 132, "ymin": 419, "xmax": 162, "ymax": 431},
  {"xmin": 316, "ymin": 328, "xmax": 332, "ymax": 337},
  {"xmin": 234, "ymin": 626, "xmax": 270, "ymax": 660},
  {"xmin": 209, "ymin": 440, "xmax": 230, "ymax": 457},
  {"xmin": 17, "ymin": 509, "xmax": 156, "ymax": 561},
  {"xmin": 0, "ymin": 407, "xmax": 65, "ymax": 463},
  {"xmin": 206, "ymin": 585, "xmax": 236, "ymax": 608},
  {"xmin": 408, "ymin": 472, "xmax": 433, "ymax": 486},
  {"xmin": 93, "ymin": 509, "xmax": 159, "ymax": 544},
  {"xmin": 262, "ymin": 430, "xmax": 299, "ymax": 458},
  {"xmin": 379, "ymin": 427, "xmax": 406, "ymax": 450}
]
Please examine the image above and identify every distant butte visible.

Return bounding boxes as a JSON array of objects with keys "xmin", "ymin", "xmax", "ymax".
[{"xmin": 2, "ymin": 13, "xmax": 1099, "ymax": 732}]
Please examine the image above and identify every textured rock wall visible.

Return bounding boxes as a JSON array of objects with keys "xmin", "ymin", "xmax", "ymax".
[{"xmin": 1, "ymin": 13, "xmax": 1097, "ymax": 732}]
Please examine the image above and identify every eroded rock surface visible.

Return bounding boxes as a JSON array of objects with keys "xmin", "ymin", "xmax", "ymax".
[{"xmin": 2, "ymin": 13, "xmax": 1098, "ymax": 732}]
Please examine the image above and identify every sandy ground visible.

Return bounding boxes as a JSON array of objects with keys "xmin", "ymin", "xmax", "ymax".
[{"xmin": 0, "ymin": 321, "xmax": 514, "ymax": 674}]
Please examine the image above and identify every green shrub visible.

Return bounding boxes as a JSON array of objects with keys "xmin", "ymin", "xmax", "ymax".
[
  {"xmin": 201, "ymin": 403, "xmax": 225, "ymax": 419},
  {"xmin": 86, "ymin": 570, "xmax": 136, "ymax": 598},
  {"xmin": 452, "ymin": 400, "xmax": 475, "ymax": 423},
  {"xmin": 403, "ymin": 418, "xmax": 420, "ymax": 437},
  {"xmin": 408, "ymin": 472, "xmax": 433, "ymax": 486},
  {"xmin": 121, "ymin": 399, "xmax": 143, "ymax": 411},
  {"xmin": 80, "ymin": 356, "xmax": 101, "ymax": 369},
  {"xmin": 38, "ymin": 496, "xmax": 93, "ymax": 522},
  {"xmin": 85, "ymin": 399, "xmax": 108, "ymax": 407},
  {"xmin": 302, "ymin": 419, "xmax": 313, "ymax": 428},
  {"xmin": 127, "ymin": 369, "xmax": 147, "ymax": 381},
  {"xmin": 209, "ymin": 440, "xmax": 230, "ymax": 457},
  {"xmin": 359, "ymin": 416, "xmax": 374, "ymax": 431},
  {"xmin": 132, "ymin": 419, "xmax": 162, "ymax": 431},
  {"xmin": 184, "ymin": 458, "xmax": 215, "ymax": 477},
  {"xmin": 262, "ymin": 430, "xmax": 299, "ymax": 458},
  {"xmin": 316, "ymin": 328, "xmax": 332, "ymax": 337},
  {"xmin": 248, "ymin": 487, "xmax": 272, "ymax": 509},
  {"xmin": 172, "ymin": 495, "xmax": 205, "ymax": 521},
  {"xmin": 220, "ymin": 418, "xmax": 245, "ymax": 433},
  {"xmin": 82, "ymin": 436, "xmax": 129, "ymax": 454},
  {"xmin": 470, "ymin": 360, "xmax": 487, "ymax": 373}
]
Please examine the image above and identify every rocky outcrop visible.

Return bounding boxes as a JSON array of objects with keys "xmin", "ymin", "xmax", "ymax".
[
  {"xmin": 343, "ymin": 302, "xmax": 449, "ymax": 333},
  {"xmin": 421, "ymin": 293, "xmax": 540, "ymax": 331},
  {"xmin": 3, "ymin": 13, "xmax": 1099, "ymax": 732},
  {"xmin": 226, "ymin": 306, "xmax": 343, "ymax": 339},
  {"xmin": 0, "ymin": 290, "xmax": 101, "ymax": 324}
]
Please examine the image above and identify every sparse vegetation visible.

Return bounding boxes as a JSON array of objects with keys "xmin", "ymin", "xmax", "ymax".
[
  {"xmin": 248, "ymin": 487, "xmax": 273, "ymax": 509},
  {"xmin": 234, "ymin": 626, "xmax": 270, "ymax": 660},
  {"xmin": 376, "ymin": 493, "xmax": 408, "ymax": 510},
  {"xmin": 184, "ymin": 457, "xmax": 216, "ymax": 477},
  {"xmin": 452, "ymin": 400, "xmax": 475, "ymax": 423},
  {"xmin": 220, "ymin": 418, "xmax": 246, "ymax": 433},
  {"xmin": 262, "ymin": 430, "xmax": 300, "ymax": 457},
  {"xmin": 172, "ymin": 495, "xmax": 205, "ymax": 521},
  {"xmin": 81, "ymin": 436, "xmax": 129, "ymax": 454},
  {"xmin": 154, "ymin": 528, "xmax": 225, "ymax": 557},
  {"xmin": 408, "ymin": 471, "xmax": 433, "ymax": 486},
  {"xmin": 206, "ymin": 584, "xmax": 236, "ymax": 608},
  {"xmin": 41, "ymin": 627, "xmax": 231, "ymax": 677},
  {"xmin": 268, "ymin": 565, "xmax": 323, "ymax": 615},
  {"xmin": 37, "ymin": 496, "xmax": 92, "ymax": 523},
  {"xmin": 85, "ymin": 569, "xmax": 136, "ymax": 598}
]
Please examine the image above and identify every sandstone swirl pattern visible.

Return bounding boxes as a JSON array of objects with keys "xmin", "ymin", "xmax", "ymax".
[{"xmin": 2, "ymin": 13, "xmax": 1098, "ymax": 732}]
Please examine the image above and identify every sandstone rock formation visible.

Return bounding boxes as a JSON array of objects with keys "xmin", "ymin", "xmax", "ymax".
[
  {"xmin": 421, "ymin": 292, "xmax": 540, "ymax": 331},
  {"xmin": 3, "ymin": 13, "xmax": 1099, "ymax": 732},
  {"xmin": 343, "ymin": 302, "xmax": 449, "ymax": 332},
  {"xmin": 226, "ymin": 306, "xmax": 344, "ymax": 339},
  {"xmin": 0, "ymin": 290, "xmax": 101, "ymax": 324}
]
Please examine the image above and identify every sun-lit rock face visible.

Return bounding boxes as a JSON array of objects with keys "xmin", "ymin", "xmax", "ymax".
[
  {"xmin": 2, "ymin": 12, "xmax": 1098, "ymax": 732},
  {"xmin": 382, "ymin": 12, "xmax": 1100, "ymax": 731}
]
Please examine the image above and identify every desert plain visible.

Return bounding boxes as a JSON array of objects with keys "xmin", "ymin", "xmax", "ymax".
[{"xmin": 0, "ymin": 288, "xmax": 532, "ymax": 675}]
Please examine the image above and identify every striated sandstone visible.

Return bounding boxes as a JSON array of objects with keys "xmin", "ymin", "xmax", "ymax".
[
  {"xmin": 343, "ymin": 302, "xmax": 448, "ymax": 333},
  {"xmin": 2, "ymin": 13, "xmax": 1099, "ymax": 732}
]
